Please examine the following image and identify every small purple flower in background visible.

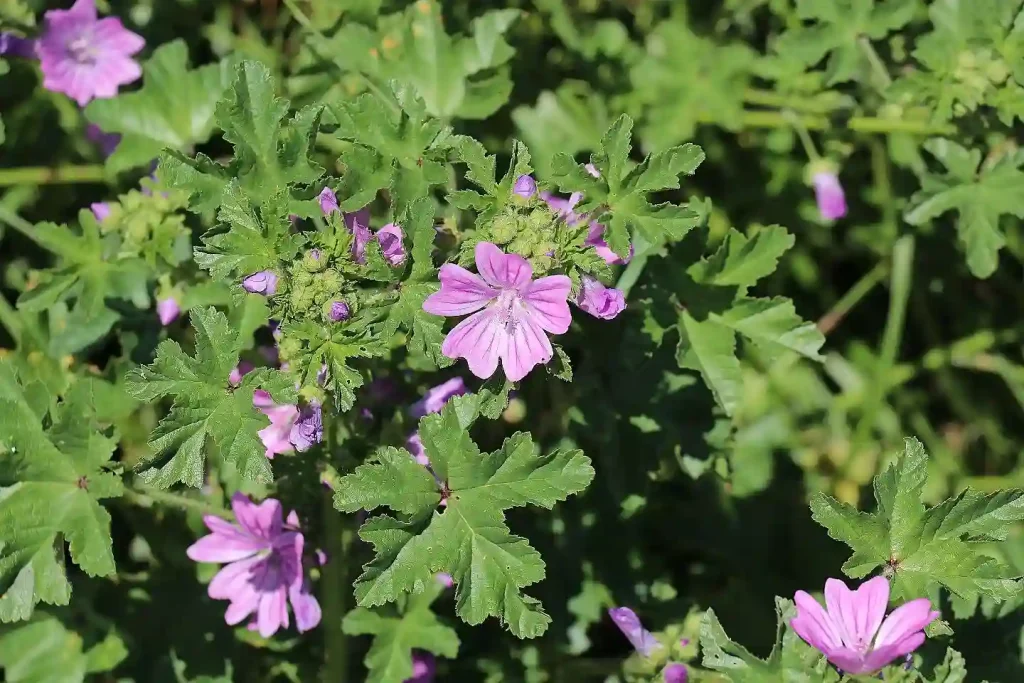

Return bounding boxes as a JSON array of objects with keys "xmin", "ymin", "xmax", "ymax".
[
  {"xmin": 90, "ymin": 202, "xmax": 111, "ymax": 222},
  {"xmin": 405, "ymin": 652, "xmax": 435, "ymax": 683},
  {"xmin": 513, "ymin": 174, "xmax": 537, "ymax": 198},
  {"xmin": 186, "ymin": 493, "xmax": 321, "ymax": 638},
  {"xmin": 585, "ymin": 163, "xmax": 600, "ymax": 178},
  {"xmin": 662, "ymin": 663, "xmax": 687, "ymax": 682},
  {"xmin": 86, "ymin": 123, "xmax": 120, "ymax": 157},
  {"xmin": 609, "ymin": 607, "xmax": 661, "ymax": 657},
  {"xmin": 376, "ymin": 223, "xmax": 407, "ymax": 266},
  {"xmin": 318, "ymin": 187, "xmax": 339, "ymax": 215},
  {"xmin": 156, "ymin": 297, "xmax": 181, "ymax": 326},
  {"xmin": 410, "ymin": 377, "xmax": 467, "ymax": 419},
  {"xmin": 0, "ymin": 32, "xmax": 35, "ymax": 58},
  {"xmin": 423, "ymin": 242, "xmax": 572, "ymax": 382},
  {"xmin": 253, "ymin": 389, "xmax": 299, "ymax": 459},
  {"xmin": 37, "ymin": 0, "xmax": 145, "ymax": 106},
  {"xmin": 290, "ymin": 402, "xmax": 323, "ymax": 452},
  {"xmin": 228, "ymin": 361, "xmax": 254, "ymax": 387},
  {"xmin": 242, "ymin": 271, "xmax": 279, "ymax": 296},
  {"xmin": 811, "ymin": 170, "xmax": 847, "ymax": 221},
  {"xmin": 329, "ymin": 301, "xmax": 350, "ymax": 322},
  {"xmin": 791, "ymin": 576, "xmax": 939, "ymax": 675},
  {"xmin": 574, "ymin": 276, "xmax": 625, "ymax": 320},
  {"xmin": 406, "ymin": 433, "xmax": 430, "ymax": 466}
]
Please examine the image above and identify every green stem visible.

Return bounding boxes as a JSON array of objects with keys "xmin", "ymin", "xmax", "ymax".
[
  {"xmin": 0, "ymin": 294, "xmax": 21, "ymax": 345},
  {"xmin": 321, "ymin": 415, "xmax": 352, "ymax": 682},
  {"xmin": 742, "ymin": 87, "xmax": 847, "ymax": 114},
  {"xmin": 817, "ymin": 261, "xmax": 888, "ymax": 335},
  {"xmin": 858, "ymin": 36, "xmax": 893, "ymax": 89},
  {"xmin": 0, "ymin": 164, "xmax": 106, "ymax": 186},
  {"xmin": 0, "ymin": 204, "xmax": 38, "ymax": 243},
  {"xmin": 726, "ymin": 110, "xmax": 954, "ymax": 136},
  {"xmin": 123, "ymin": 486, "xmax": 233, "ymax": 519},
  {"xmin": 783, "ymin": 109, "xmax": 820, "ymax": 161}
]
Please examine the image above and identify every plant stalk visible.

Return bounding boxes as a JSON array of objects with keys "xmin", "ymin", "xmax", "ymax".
[{"xmin": 0, "ymin": 164, "xmax": 107, "ymax": 186}]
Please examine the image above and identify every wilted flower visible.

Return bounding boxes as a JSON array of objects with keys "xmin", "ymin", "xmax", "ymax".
[
  {"xmin": 290, "ymin": 402, "xmax": 323, "ymax": 452},
  {"xmin": 376, "ymin": 223, "xmax": 406, "ymax": 266},
  {"xmin": 242, "ymin": 271, "xmax": 279, "ymax": 296},
  {"xmin": 36, "ymin": 0, "xmax": 145, "ymax": 106},
  {"xmin": 791, "ymin": 576, "xmax": 939, "ymax": 675},
  {"xmin": 514, "ymin": 174, "xmax": 537, "ymax": 198},
  {"xmin": 609, "ymin": 607, "xmax": 660, "ymax": 657},
  {"xmin": 253, "ymin": 390, "xmax": 299, "ymax": 459},
  {"xmin": 574, "ymin": 276, "xmax": 625, "ymax": 320},
  {"xmin": 585, "ymin": 223, "xmax": 632, "ymax": 265},
  {"xmin": 156, "ymin": 297, "xmax": 181, "ymax": 326},
  {"xmin": 423, "ymin": 242, "xmax": 572, "ymax": 382},
  {"xmin": 811, "ymin": 170, "xmax": 847, "ymax": 221},
  {"xmin": 318, "ymin": 187, "xmax": 339, "ymax": 215},
  {"xmin": 186, "ymin": 493, "xmax": 321, "ymax": 637}
]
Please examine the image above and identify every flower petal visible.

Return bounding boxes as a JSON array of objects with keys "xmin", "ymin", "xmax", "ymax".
[
  {"xmin": 608, "ymin": 607, "xmax": 660, "ymax": 656},
  {"xmin": 257, "ymin": 586, "xmax": 289, "ymax": 638},
  {"xmin": 873, "ymin": 598, "xmax": 939, "ymax": 649},
  {"xmin": 827, "ymin": 576, "xmax": 889, "ymax": 649},
  {"xmin": 208, "ymin": 555, "xmax": 263, "ymax": 600},
  {"xmin": 522, "ymin": 275, "xmax": 573, "ymax": 333},
  {"xmin": 231, "ymin": 493, "xmax": 283, "ymax": 540},
  {"xmin": 186, "ymin": 520, "xmax": 263, "ymax": 563},
  {"xmin": 475, "ymin": 241, "xmax": 533, "ymax": 289},
  {"xmin": 501, "ymin": 313, "xmax": 553, "ymax": 382},
  {"xmin": 791, "ymin": 590, "xmax": 844, "ymax": 653},
  {"xmin": 423, "ymin": 264, "xmax": 497, "ymax": 316},
  {"xmin": 441, "ymin": 309, "xmax": 505, "ymax": 380},
  {"xmin": 289, "ymin": 580, "xmax": 323, "ymax": 633}
]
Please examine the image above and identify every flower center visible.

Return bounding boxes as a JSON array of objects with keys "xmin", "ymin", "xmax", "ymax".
[
  {"xmin": 67, "ymin": 36, "xmax": 96, "ymax": 64},
  {"xmin": 493, "ymin": 289, "xmax": 524, "ymax": 333}
]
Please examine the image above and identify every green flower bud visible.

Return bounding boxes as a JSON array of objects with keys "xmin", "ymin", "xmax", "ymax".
[
  {"xmin": 303, "ymin": 249, "xmax": 327, "ymax": 272},
  {"xmin": 490, "ymin": 214, "xmax": 519, "ymax": 244},
  {"xmin": 278, "ymin": 337, "xmax": 302, "ymax": 362}
]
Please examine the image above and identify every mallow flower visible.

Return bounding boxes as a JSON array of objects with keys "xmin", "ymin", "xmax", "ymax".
[
  {"xmin": 423, "ymin": 242, "xmax": 572, "ymax": 382},
  {"xmin": 663, "ymin": 664, "xmax": 688, "ymax": 683},
  {"xmin": 253, "ymin": 390, "xmax": 299, "ymax": 459},
  {"xmin": 513, "ymin": 174, "xmax": 537, "ymax": 198},
  {"xmin": 410, "ymin": 377, "xmax": 467, "ymax": 419},
  {"xmin": 186, "ymin": 493, "xmax": 321, "ymax": 638},
  {"xmin": 242, "ymin": 271, "xmax": 279, "ymax": 296},
  {"xmin": 574, "ymin": 276, "xmax": 625, "ymax": 320},
  {"xmin": 811, "ymin": 170, "xmax": 847, "ymax": 221},
  {"xmin": 541, "ymin": 191, "xmax": 632, "ymax": 265},
  {"xmin": 36, "ymin": 0, "xmax": 145, "ymax": 106},
  {"xmin": 319, "ymin": 188, "xmax": 406, "ymax": 266},
  {"xmin": 156, "ymin": 296, "xmax": 181, "ymax": 326},
  {"xmin": 609, "ymin": 607, "xmax": 660, "ymax": 656},
  {"xmin": 791, "ymin": 576, "xmax": 939, "ymax": 675}
]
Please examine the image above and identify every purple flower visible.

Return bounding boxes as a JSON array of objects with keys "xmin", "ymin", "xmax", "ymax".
[
  {"xmin": 663, "ymin": 663, "xmax": 688, "ymax": 683},
  {"xmin": 186, "ymin": 493, "xmax": 321, "ymax": 638},
  {"xmin": 329, "ymin": 301, "xmax": 350, "ymax": 322},
  {"xmin": 513, "ymin": 174, "xmax": 537, "ymax": 198},
  {"xmin": 345, "ymin": 208, "xmax": 373, "ymax": 264},
  {"xmin": 86, "ymin": 123, "xmax": 120, "ymax": 157},
  {"xmin": 242, "ymin": 271, "xmax": 279, "ymax": 296},
  {"xmin": 0, "ymin": 33, "xmax": 35, "ymax": 58},
  {"xmin": 574, "ymin": 276, "xmax": 625, "ymax": 320},
  {"xmin": 318, "ymin": 187, "xmax": 339, "ymax": 215},
  {"xmin": 254, "ymin": 389, "xmax": 299, "ymax": 459},
  {"xmin": 90, "ymin": 202, "xmax": 111, "ymax": 222},
  {"xmin": 228, "ymin": 361, "xmax": 254, "ymax": 387},
  {"xmin": 410, "ymin": 377, "xmax": 468, "ymax": 419},
  {"xmin": 541, "ymin": 191, "xmax": 631, "ymax": 264},
  {"xmin": 436, "ymin": 572, "xmax": 453, "ymax": 588},
  {"xmin": 37, "ymin": 0, "xmax": 144, "ymax": 106},
  {"xmin": 585, "ymin": 223, "xmax": 632, "ymax": 265},
  {"xmin": 156, "ymin": 297, "xmax": 181, "ymax": 326},
  {"xmin": 812, "ymin": 171, "xmax": 847, "ymax": 220},
  {"xmin": 290, "ymin": 402, "xmax": 323, "ymax": 452},
  {"xmin": 791, "ymin": 576, "xmax": 939, "ymax": 675},
  {"xmin": 406, "ymin": 432, "xmax": 430, "ymax": 466},
  {"xmin": 376, "ymin": 223, "xmax": 406, "ymax": 266},
  {"xmin": 609, "ymin": 607, "xmax": 660, "ymax": 657},
  {"xmin": 422, "ymin": 242, "xmax": 572, "ymax": 382},
  {"xmin": 405, "ymin": 652, "xmax": 435, "ymax": 683}
]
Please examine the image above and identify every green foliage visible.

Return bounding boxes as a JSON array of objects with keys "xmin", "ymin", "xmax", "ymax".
[
  {"xmin": 0, "ymin": 364, "xmax": 123, "ymax": 622},
  {"xmin": 811, "ymin": 437, "xmax": 1024, "ymax": 602},
  {"xmin": 342, "ymin": 580, "xmax": 459, "ymax": 683},
  {"xmin": 905, "ymin": 139, "xmax": 1024, "ymax": 278},
  {"xmin": 550, "ymin": 115, "xmax": 705, "ymax": 259},
  {"xmin": 84, "ymin": 40, "xmax": 236, "ymax": 173},
  {"xmin": 124, "ymin": 306, "xmax": 296, "ymax": 488},
  {"xmin": 333, "ymin": 395, "xmax": 594, "ymax": 638},
  {"xmin": 0, "ymin": 615, "xmax": 125, "ymax": 683}
]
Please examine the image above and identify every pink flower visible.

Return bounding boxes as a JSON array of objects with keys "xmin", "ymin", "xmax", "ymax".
[
  {"xmin": 318, "ymin": 187, "xmax": 339, "ymax": 215},
  {"xmin": 376, "ymin": 223, "xmax": 406, "ymax": 266},
  {"xmin": 289, "ymin": 402, "xmax": 323, "ymax": 452},
  {"xmin": 513, "ymin": 174, "xmax": 537, "ymax": 198},
  {"xmin": 242, "ymin": 271, "xmax": 279, "ymax": 296},
  {"xmin": 228, "ymin": 361, "xmax": 254, "ymax": 387},
  {"xmin": 585, "ymin": 223, "xmax": 632, "ymax": 265},
  {"xmin": 254, "ymin": 389, "xmax": 299, "ymax": 459},
  {"xmin": 422, "ymin": 242, "xmax": 572, "ymax": 382},
  {"xmin": 156, "ymin": 297, "xmax": 180, "ymax": 326},
  {"xmin": 575, "ymin": 276, "xmax": 625, "ymax": 320},
  {"xmin": 329, "ymin": 301, "xmax": 350, "ymax": 322},
  {"xmin": 812, "ymin": 171, "xmax": 847, "ymax": 221},
  {"xmin": 541, "ymin": 192, "xmax": 631, "ymax": 265},
  {"xmin": 663, "ymin": 664, "xmax": 688, "ymax": 683},
  {"xmin": 405, "ymin": 652, "xmax": 435, "ymax": 683},
  {"xmin": 791, "ymin": 576, "xmax": 939, "ymax": 675},
  {"xmin": 37, "ymin": 0, "xmax": 144, "ymax": 106},
  {"xmin": 90, "ymin": 202, "xmax": 111, "ymax": 222},
  {"xmin": 186, "ymin": 493, "xmax": 321, "ymax": 638},
  {"xmin": 344, "ymin": 208, "xmax": 373, "ymax": 263},
  {"xmin": 609, "ymin": 607, "xmax": 660, "ymax": 657},
  {"xmin": 410, "ymin": 377, "xmax": 468, "ymax": 418}
]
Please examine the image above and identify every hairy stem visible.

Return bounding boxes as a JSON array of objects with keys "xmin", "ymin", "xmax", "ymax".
[
  {"xmin": 0, "ymin": 164, "xmax": 107, "ymax": 186},
  {"xmin": 123, "ymin": 486, "xmax": 233, "ymax": 519},
  {"xmin": 817, "ymin": 262, "xmax": 888, "ymax": 335},
  {"xmin": 321, "ymin": 415, "xmax": 353, "ymax": 682},
  {"xmin": 727, "ymin": 110, "xmax": 954, "ymax": 136}
]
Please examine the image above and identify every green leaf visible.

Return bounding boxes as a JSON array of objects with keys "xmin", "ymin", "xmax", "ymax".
[
  {"xmin": 550, "ymin": 115, "xmax": 705, "ymax": 258},
  {"xmin": 774, "ymin": 0, "xmax": 916, "ymax": 85},
  {"xmin": 689, "ymin": 226, "xmax": 796, "ymax": 287},
  {"xmin": 811, "ymin": 437, "xmax": 1024, "ymax": 602},
  {"xmin": 905, "ymin": 139, "xmax": 1024, "ymax": 278},
  {"xmin": 0, "ymin": 615, "xmax": 122, "ymax": 682},
  {"xmin": 84, "ymin": 40, "xmax": 235, "ymax": 173},
  {"xmin": 0, "ymin": 363, "xmax": 123, "ymax": 622},
  {"xmin": 124, "ymin": 307, "xmax": 297, "ymax": 488},
  {"xmin": 334, "ymin": 399, "xmax": 594, "ymax": 638},
  {"xmin": 512, "ymin": 82, "xmax": 610, "ymax": 177},
  {"xmin": 449, "ymin": 137, "xmax": 532, "ymax": 221},
  {"xmin": 343, "ymin": 581, "xmax": 459, "ymax": 683},
  {"xmin": 677, "ymin": 312, "xmax": 742, "ymax": 417},
  {"xmin": 700, "ymin": 598, "xmax": 836, "ymax": 683}
]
